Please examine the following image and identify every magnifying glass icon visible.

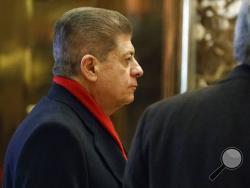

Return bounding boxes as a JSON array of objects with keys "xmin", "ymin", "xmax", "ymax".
[{"xmin": 209, "ymin": 147, "xmax": 243, "ymax": 181}]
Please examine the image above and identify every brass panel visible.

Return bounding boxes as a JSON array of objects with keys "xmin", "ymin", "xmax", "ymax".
[{"xmin": 162, "ymin": 0, "xmax": 183, "ymax": 96}]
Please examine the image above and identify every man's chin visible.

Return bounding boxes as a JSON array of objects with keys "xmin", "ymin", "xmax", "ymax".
[
  {"xmin": 122, "ymin": 95, "xmax": 135, "ymax": 105},
  {"xmin": 127, "ymin": 95, "xmax": 135, "ymax": 104},
  {"xmin": 113, "ymin": 96, "xmax": 134, "ymax": 114}
]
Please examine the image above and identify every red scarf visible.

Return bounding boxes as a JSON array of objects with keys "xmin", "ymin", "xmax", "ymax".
[{"xmin": 53, "ymin": 76, "xmax": 127, "ymax": 160}]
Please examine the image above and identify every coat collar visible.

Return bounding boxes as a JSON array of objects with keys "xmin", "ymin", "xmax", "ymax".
[
  {"xmin": 47, "ymin": 83, "xmax": 125, "ymax": 183},
  {"xmin": 53, "ymin": 76, "xmax": 127, "ymax": 160}
]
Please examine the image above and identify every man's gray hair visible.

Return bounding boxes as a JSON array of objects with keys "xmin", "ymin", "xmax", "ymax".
[
  {"xmin": 53, "ymin": 7, "xmax": 132, "ymax": 76},
  {"xmin": 234, "ymin": 0, "xmax": 250, "ymax": 64}
]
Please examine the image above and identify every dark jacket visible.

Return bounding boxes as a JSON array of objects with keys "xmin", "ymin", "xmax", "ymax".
[
  {"xmin": 3, "ymin": 84, "xmax": 125, "ymax": 188},
  {"xmin": 124, "ymin": 64, "xmax": 250, "ymax": 188}
]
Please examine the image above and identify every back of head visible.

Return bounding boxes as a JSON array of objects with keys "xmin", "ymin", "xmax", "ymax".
[
  {"xmin": 234, "ymin": 0, "xmax": 250, "ymax": 65},
  {"xmin": 53, "ymin": 7, "xmax": 132, "ymax": 76}
]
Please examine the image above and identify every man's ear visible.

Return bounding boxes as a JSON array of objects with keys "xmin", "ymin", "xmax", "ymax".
[{"xmin": 80, "ymin": 54, "xmax": 98, "ymax": 82}]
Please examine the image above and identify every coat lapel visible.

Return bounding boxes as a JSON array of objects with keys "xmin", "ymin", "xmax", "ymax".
[
  {"xmin": 48, "ymin": 84, "xmax": 126, "ymax": 183},
  {"xmin": 92, "ymin": 122, "xmax": 126, "ymax": 183}
]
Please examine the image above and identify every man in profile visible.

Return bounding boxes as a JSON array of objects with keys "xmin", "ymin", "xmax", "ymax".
[
  {"xmin": 3, "ymin": 7, "xmax": 143, "ymax": 188},
  {"xmin": 124, "ymin": 0, "xmax": 250, "ymax": 187}
]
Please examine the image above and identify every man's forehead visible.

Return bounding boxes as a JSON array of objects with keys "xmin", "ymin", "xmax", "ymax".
[{"xmin": 115, "ymin": 34, "xmax": 135, "ymax": 54}]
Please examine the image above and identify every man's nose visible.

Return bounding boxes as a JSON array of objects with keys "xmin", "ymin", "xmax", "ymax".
[{"xmin": 131, "ymin": 60, "xmax": 143, "ymax": 78}]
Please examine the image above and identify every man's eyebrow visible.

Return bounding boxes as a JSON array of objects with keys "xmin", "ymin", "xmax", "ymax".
[
  {"xmin": 122, "ymin": 53, "xmax": 134, "ymax": 59},
  {"xmin": 124, "ymin": 50, "xmax": 135, "ymax": 56}
]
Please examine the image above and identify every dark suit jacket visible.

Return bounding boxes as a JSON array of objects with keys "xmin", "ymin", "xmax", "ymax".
[
  {"xmin": 124, "ymin": 64, "xmax": 250, "ymax": 188},
  {"xmin": 3, "ymin": 84, "xmax": 125, "ymax": 188}
]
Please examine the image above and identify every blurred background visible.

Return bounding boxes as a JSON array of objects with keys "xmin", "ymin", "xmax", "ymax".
[{"xmin": 0, "ymin": 0, "xmax": 241, "ymax": 183}]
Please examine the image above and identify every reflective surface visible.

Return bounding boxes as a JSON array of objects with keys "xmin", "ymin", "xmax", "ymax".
[{"xmin": 192, "ymin": 0, "xmax": 241, "ymax": 89}]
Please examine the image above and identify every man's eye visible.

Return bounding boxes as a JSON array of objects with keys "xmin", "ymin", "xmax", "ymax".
[{"xmin": 126, "ymin": 56, "xmax": 133, "ymax": 62}]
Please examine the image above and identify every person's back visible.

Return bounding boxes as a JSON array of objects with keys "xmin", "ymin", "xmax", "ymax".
[
  {"xmin": 124, "ymin": 0, "xmax": 250, "ymax": 187},
  {"xmin": 125, "ymin": 64, "xmax": 250, "ymax": 187}
]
